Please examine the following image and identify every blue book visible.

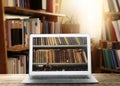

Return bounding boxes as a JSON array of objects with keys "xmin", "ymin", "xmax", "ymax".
[
  {"xmin": 103, "ymin": 49, "xmax": 109, "ymax": 68},
  {"xmin": 112, "ymin": 50, "xmax": 119, "ymax": 69},
  {"xmin": 108, "ymin": 50, "xmax": 115, "ymax": 69}
]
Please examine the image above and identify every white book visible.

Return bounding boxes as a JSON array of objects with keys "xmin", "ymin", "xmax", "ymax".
[
  {"xmin": 30, "ymin": 18, "xmax": 41, "ymax": 34},
  {"xmin": 3, "ymin": 0, "xmax": 14, "ymax": 7},
  {"xmin": 102, "ymin": 20, "xmax": 107, "ymax": 40},
  {"xmin": 54, "ymin": 22, "xmax": 60, "ymax": 33},
  {"xmin": 118, "ymin": 0, "xmax": 120, "ymax": 10},
  {"xmin": 112, "ymin": 20, "xmax": 120, "ymax": 41},
  {"xmin": 113, "ymin": 0, "xmax": 119, "ymax": 12},
  {"xmin": 50, "ymin": 22, "xmax": 55, "ymax": 34},
  {"xmin": 117, "ymin": 19, "xmax": 120, "ymax": 36},
  {"xmin": 23, "ymin": 55, "xmax": 26, "ymax": 74},
  {"xmin": 104, "ymin": 0, "xmax": 110, "ymax": 12},
  {"xmin": 42, "ymin": 0, "xmax": 46, "ymax": 10},
  {"xmin": 115, "ymin": 50, "xmax": 120, "ymax": 67},
  {"xmin": 8, "ymin": 58, "xmax": 12, "ymax": 74}
]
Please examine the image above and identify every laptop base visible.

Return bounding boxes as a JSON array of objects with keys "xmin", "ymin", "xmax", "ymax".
[{"xmin": 22, "ymin": 75, "xmax": 98, "ymax": 84}]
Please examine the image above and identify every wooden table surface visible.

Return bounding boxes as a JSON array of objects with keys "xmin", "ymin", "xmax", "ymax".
[{"xmin": 0, "ymin": 74, "xmax": 120, "ymax": 86}]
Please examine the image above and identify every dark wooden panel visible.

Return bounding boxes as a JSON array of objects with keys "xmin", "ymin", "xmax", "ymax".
[{"xmin": 0, "ymin": 0, "xmax": 8, "ymax": 74}]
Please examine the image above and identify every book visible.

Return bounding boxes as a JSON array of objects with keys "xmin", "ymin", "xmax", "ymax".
[
  {"xmin": 54, "ymin": 22, "xmax": 61, "ymax": 33},
  {"xmin": 30, "ymin": 0, "xmax": 42, "ymax": 10},
  {"xmin": 117, "ymin": 0, "xmax": 120, "ymax": 11},
  {"xmin": 112, "ymin": 20, "xmax": 120, "ymax": 41},
  {"xmin": 107, "ymin": 49, "xmax": 115, "ymax": 69},
  {"xmin": 105, "ymin": 18, "xmax": 111, "ymax": 40},
  {"xmin": 107, "ymin": 0, "xmax": 116, "ymax": 12},
  {"xmin": 6, "ymin": 19, "xmax": 23, "ymax": 47},
  {"xmin": 29, "ymin": 18, "xmax": 41, "ymax": 34},
  {"xmin": 42, "ymin": 0, "xmax": 46, "ymax": 10},
  {"xmin": 3, "ymin": 0, "xmax": 14, "ymax": 7},
  {"xmin": 115, "ymin": 50, "xmax": 120, "ymax": 67},
  {"xmin": 5, "ymin": 19, "xmax": 12, "ymax": 48},
  {"xmin": 46, "ymin": 0, "xmax": 55, "ymax": 13},
  {"xmin": 111, "ymin": 50, "xmax": 119, "ymax": 69},
  {"xmin": 108, "ymin": 18, "xmax": 117, "ymax": 41},
  {"xmin": 7, "ymin": 55, "xmax": 27, "ymax": 74},
  {"xmin": 101, "ymin": 19, "xmax": 107, "ymax": 40},
  {"xmin": 103, "ymin": 49, "xmax": 111, "ymax": 68},
  {"xmin": 104, "ymin": 0, "xmax": 110, "ymax": 12},
  {"xmin": 112, "ymin": 0, "xmax": 119, "ymax": 12}
]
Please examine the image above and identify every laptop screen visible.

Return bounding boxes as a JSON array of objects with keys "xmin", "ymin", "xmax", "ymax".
[{"xmin": 29, "ymin": 34, "xmax": 91, "ymax": 75}]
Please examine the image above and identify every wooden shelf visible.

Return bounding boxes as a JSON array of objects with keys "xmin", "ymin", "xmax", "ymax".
[
  {"xmin": 7, "ymin": 45, "xmax": 29, "ymax": 52},
  {"xmin": 33, "ymin": 63, "xmax": 87, "ymax": 66},
  {"xmin": 105, "ymin": 12, "xmax": 120, "ymax": 16},
  {"xmin": 100, "ymin": 67, "xmax": 120, "ymax": 73},
  {"xmin": 4, "ymin": 7, "xmax": 65, "ymax": 21},
  {"xmin": 33, "ymin": 45, "xmax": 87, "ymax": 49},
  {"xmin": 104, "ymin": 12, "xmax": 120, "ymax": 20}
]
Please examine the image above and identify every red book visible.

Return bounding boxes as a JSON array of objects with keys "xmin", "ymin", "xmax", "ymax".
[
  {"xmin": 46, "ymin": 0, "xmax": 55, "ymax": 12},
  {"xmin": 108, "ymin": 18, "xmax": 117, "ymax": 41}
]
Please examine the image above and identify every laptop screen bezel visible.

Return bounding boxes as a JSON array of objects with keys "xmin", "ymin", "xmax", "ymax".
[{"xmin": 29, "ymin": 34, "xmax": 92, "ymax": 76}]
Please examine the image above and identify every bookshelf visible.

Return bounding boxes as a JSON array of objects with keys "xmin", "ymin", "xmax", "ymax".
[
  {"xmin": 0, "ymin": 0, "xmax": 65, "ymax": 74},
  {"xmin": 32, "ymin": 36, "xmax": 88, "ymax": 71},
  {"xmin": 100, "ymin": 0, "xmax": 120, "ymax": 73},
  {"xmin": 98, "ymin": 41, "xmax": 120, "ymax": 73}
]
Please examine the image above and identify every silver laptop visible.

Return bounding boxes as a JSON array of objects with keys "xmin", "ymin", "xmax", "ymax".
[{"xmin": 22, "ymin": 34, "xmax": 98, "ymax": 83}]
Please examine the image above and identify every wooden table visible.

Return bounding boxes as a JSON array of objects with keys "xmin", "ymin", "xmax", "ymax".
[{"xmin": 0, "ymin": 74, "xmax": 120, "ymax": 86}]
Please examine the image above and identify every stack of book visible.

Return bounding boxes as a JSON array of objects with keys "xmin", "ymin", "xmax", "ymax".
[
  {"xmin": 104, "ymin": 0, "xmax": 120, "ymax": 12},
  {"xmin": 100, "ymin": 41, "xmax": 120, "ymax": 70},
  {"xmin": 3, "ymin": 0, "xmax": 62, "ymax": 13},
  {"xmin": 33, "ymin": 37, "xmax": 87, "ymax": 45},
  {"xmin": 102, "ymin": 17, "xmax": 120, "ymax": 41},
  {"xmin": 7, "ymin": 55, "xmax": 28, "ymax": 74},
  {"xmin": 5, "ymin": 18, "xmax": 61, "ymax": 48},
  {"xmin": 33, "ymin": 49, "xmax": 88, "ymax": 64}
]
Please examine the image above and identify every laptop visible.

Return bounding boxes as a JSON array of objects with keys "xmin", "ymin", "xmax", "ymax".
[{"xmin": 22, "ymin": 34, "xmax": 98, "ymax": 83}]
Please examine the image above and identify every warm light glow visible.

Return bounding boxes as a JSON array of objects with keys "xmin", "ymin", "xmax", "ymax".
[{"xmin": 61, "ymin": 0, "xmax": 103, "ymax": 41}]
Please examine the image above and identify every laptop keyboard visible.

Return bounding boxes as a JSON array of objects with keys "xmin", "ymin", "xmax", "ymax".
[{"xmin": 32, "ymin": 75, "xmax": 90, "ymax": 79}]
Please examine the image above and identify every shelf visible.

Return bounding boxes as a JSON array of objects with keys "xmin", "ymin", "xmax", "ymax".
[
  {"xmin": 100, "ymin": 40, "xmax": 120, "ymax": 43},
  {"xmin": 33, "ymin": 63, "xmax": 87, "ymax": 66},
  {"xmin": 33, "ymin": 45, "xmax": 87, "ymax": 49},
  {"xmin": 100, "ymin": 67, "xmax": 120, "ymax": 73},
  {"xmin": 104, "ymin": 12, "xmax": 120, "ymax": 19},
  {"xmin": 105, "ymin": 12, "xmax": 120, "ymax": 16},
  {"xmin": 4, "ymin": 7, "xmax": 65, "ymax": 21},
  {"xmin": 7, "ymin": 45, "xmax": 29, "ymax": 52}
]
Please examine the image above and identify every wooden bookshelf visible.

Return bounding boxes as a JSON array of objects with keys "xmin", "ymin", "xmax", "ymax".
[
  {"xmin": 0, "ymin": 0, "xmax": 8, "ymax": 74},
  {"xmin": 7, "ymin": 45, "xmax": 29, "ymax": 52},
  {"xmin": 0, "ymin": 0, "xmax": 65, "ymax": 73},
  {"xmin": 98, "ymin": 41, "xmax": 120, "ymax": 73},
  {"xmin": 100, "ymin": 0, "xmax": 120, "ymax": 73},
  {"xmin": 97, "ymin": 47, "xmax": 120, "ymax": 73}
]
